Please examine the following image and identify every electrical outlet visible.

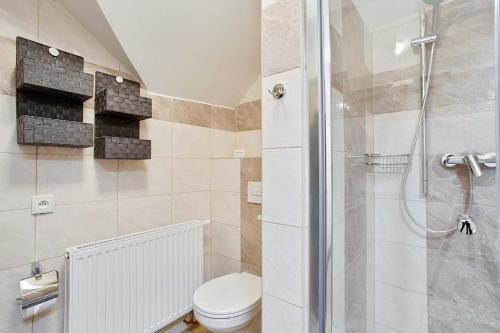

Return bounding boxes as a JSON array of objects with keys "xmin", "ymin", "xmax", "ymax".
[
  {"xmin": 32, "ymin": 195, "xmax": 55, "ymax": 215},
  {"xmin": 234, "ymin": 149, "xmax": 245, "ymax": 158}
]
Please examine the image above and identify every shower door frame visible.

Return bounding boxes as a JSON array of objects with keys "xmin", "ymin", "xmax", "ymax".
[
  {"xmin": 307, "ymin": 0, "xmax": 500, "ymax": 332},
  {"xmin": 306, "ymin": 0, "xmax": 332, "ymax": 332}
]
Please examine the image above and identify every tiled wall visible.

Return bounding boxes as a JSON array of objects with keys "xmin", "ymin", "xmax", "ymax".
[
  {"xmin": 261, "ymin": 0, "xmax": 307, "ymax": 331},
  {"xmin": 0, "ymin": 1, "xmax": 261, "ymax": 332},
  {"xmin": 370, "ymin": 0, "xmax": 499, "ymax": 331},
  {"xmin": 370, "ymin": 12, "xmax": 428, "ymax": 332},
  {"xmin": 424, "ymin": 0, "xmax": 499, "ymax": 330}
]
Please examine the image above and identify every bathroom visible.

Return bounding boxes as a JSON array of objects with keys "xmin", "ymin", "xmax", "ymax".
[{"xmin": 0, "ymin": 0, "xmax": 498, "ymax": 332}]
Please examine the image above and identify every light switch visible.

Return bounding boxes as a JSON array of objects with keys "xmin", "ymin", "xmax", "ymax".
[{"xmin": 32, "ymin": 195, "xmax": 55, "ymax": 215}]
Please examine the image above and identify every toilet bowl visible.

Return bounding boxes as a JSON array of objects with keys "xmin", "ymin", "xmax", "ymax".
[{"xmin": 193, "ymin": 272, "xmax": 261, "ymax": 333}]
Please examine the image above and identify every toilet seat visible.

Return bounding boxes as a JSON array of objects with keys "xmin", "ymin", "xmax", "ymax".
[{"xmin": 193, "ymin": 272, "xmax": 261, "ymax": 319}]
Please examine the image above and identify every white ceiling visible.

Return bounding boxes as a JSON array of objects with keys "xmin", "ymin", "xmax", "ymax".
[{"xmin": 98, "ymin": 0, "xmax": 261, "ymax": 108}]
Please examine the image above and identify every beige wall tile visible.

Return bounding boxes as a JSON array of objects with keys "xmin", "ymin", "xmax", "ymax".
[
  {"xmin": 204, "ymin": 252, "xmax": 212, "ymax": 282},
  {"xmin": 211, "ymin": 253, "xmax": 241, "ymax": 279},
  {"xmin": 236, "ymin": 100, "xmax": 262, "ymax": 131},
  {"xmin": 172, "ymin": 191, "xmax": 210, "ymax": 224},
  {"xmin": 172, "ymin": 99, "xmax": 211, "ymax": 128},
  {"xmin": 242, "ymin": 262, "xmax": 261, "ymax": 277},
  {"xmin": 0, "ymin": 210, "xmax": 34, "ymax": 271},
  {"xmin": 240, "ymin": 158, "xmax": 262, "ymax": 269},
  {"xmin": 210, "ymin": 129, "xmax": 236, "ymax": 158},
  {"xmin": 236, "ymin": 130, "xmax": 262, "ymax": 158},
  {"xmin": 118, "ymin": 158, "xmax": 172, "ymax": 199},
  {"xmin": 172, "ymin": 159, "xmax": 210, "ymax": 193},
  {"xmin": 140, "ymin": 119, "xmax": 172, "ymax": 158},
  {"xmin": 0, "ymin": 38, "xmax": 16, "ymax": 96},
  {"xmin": 0, "ymin": 153, "xmax": 36, "ymax": 211},
  {"xmin": 211, "ymin": 159, "xmax": 240, "ymax": 192},
  {"xmin": 212, "ymin": 222, "xmax": 241, "ymax": 261},
  {"xmin": 141, "ymin": 90, "xmax": 174, "ymax": 121},
  {"xmin": 211, "ymin": 190, "xmax": 241, "ymax": 227},
  {"xmin": 35, "ymin": 201, "xmax": 117, "ymax": 260},
  {"xmin": 211, "ymin": 106, "xmax": 236, "ymax": 132},
  {"xmin": 36, "ymin": 155, "xmax": 117, "ymax": 205},
  {"xmin": 117, "ymin": 195, "xmax": 172, "ymax": 235},
  {"xmin": 172, "ymin": 123, "xmax": 211, "ymax": 158},
  {"xmin": 0, "ymin": 0, "xmax": 38, "ymax": 41},
  {"xmin": 0, "ymin": 95, "xmax": 36, "ymax": 154},
  {"xmin": 262, "ymin": 0, "xmax": 302, "ymax": 77}
]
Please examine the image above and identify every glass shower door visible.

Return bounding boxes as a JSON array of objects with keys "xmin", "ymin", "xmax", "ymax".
[{"xmin": 325, "ymin": 0, "xmax": 499, "ymax": 332}]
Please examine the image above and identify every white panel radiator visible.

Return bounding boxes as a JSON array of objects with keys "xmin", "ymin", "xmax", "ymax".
[{"xmin": 64, "ymin": 220, "xmax": 207, "ymax": 333}]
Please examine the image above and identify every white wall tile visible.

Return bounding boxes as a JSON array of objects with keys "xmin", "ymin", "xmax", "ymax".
[
  {"xmin": 172, "ymin": 123, "xmax": 210, "ymax": 158},
  {"xmin": 0, "ymin": 0, "xmax": 37, "ymax": 41},
  {"xmin": 172, "ymin": 191, "xmax": 210, "ymax": 224},
  {"xmin": 37, "ymin": 155, "xmax": 117, "ymax": 205},
  {"xmin": 210, "ymin": 191, "xmax": 240, "ymax": 227},
  {"xmin": 0, "ymin": 210, "xmax": 34, "ymax": 271},
  {"xmin": 0, "ymin": 153, "xmax": 36, "ymax": 211},
  {"xmin": 211, "ymin": 129, "xmax": 236, "ymax": 158},
  {"xmin": 212, "ymin": 222, "xmax": 241, "ymax": 261},
  {"xmin": 375, "ymin": 241, "xmax": 427, "ymax": 294},
  {"xmin": 0, "ymin": 264, "xmax": 32, "ymax": 331},
  {"xmin": 211, "ymin": 159, "xmax": 240, "ymax": 192},
  {"xmin": 211, "ymin": 253, "xmax": 241, "ymax": 279},
  {"xmin": 262, "ymin": 294, "xmax": 302, "ymax": 333},
  {"xmin": 0, "ymin": 95, "xmax": 36, "ymax": 154},
  {"xmin": 374, "ymin": 156, "xmax": 423, "ymax": 201},
  {"xmin": 262, "ymin": 148, "xmax": 302, "ymax": 227},
  {"xmin": 32, "ymin": 304, "xmax": 63, "ymax": 333},
  {"xmin": 118, "ymin": 158, "xmax": 172, "ymax": 199},
  {"xmin": 118, "ymin": 195, "xmax": 171, "ymax": 235},
  {"xmin": 172, "ymin": 159, "xmax": 210, "ymax": 193},
  {"xmin": 140, "ymin": 119, "xmax": 172, "ymax": 158},
  {"xmin": 262, "ymin": 222, "xmax": 302, "ymax": 306},
  {"xmin": 35, "ymin": 201, "xmax": 117, "ymax": 260},
  {"xmin": 374, "ymin": 198, "xmax": 427, "ymax": 247},
  {"xmin": 373, "ymin": 109, "xmax": 421, "ymax": 155},
  {"xmin": 236, "ymin": 130, "xmax": 262, "ymax": 158},
  {"xmin": 375, "ymin": 282, "xmax": 428, "ymax": 333},
  {"xmin": 262, "ymin": 68, "xmax": 303, "ymax": 148}
]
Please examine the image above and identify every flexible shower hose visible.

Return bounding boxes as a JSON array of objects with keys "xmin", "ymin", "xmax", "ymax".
[{"xmin": 400, "ymin": 42, "xmax": 461, "ymax": 234}]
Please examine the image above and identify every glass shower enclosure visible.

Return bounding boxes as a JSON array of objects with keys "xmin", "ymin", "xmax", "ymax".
[{"xmin": 307, "ymin": 0, "xmax": 500, "ymax": 332}]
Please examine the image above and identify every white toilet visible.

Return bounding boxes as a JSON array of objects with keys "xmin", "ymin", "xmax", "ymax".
[{"xmin": 193, "ymin": 272, "xmax": 261, "ymax": 333}]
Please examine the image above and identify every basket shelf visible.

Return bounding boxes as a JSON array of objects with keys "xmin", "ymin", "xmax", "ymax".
[
  {"xmin": 17, "ymin": 115, "xmax": 93, "ymax": 147},
  {"xmin": 94, "ymin": 137, "xmax": 151, "ymax": 160},
  {"xmin": 95, "ymin": 89, "xmax": 152, "ymax": 120}
]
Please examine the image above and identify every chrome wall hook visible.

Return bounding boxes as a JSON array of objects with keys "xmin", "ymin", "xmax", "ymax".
[{"xmin": 268, "ymin": 83, "xmax": 286, "ymax": 99}]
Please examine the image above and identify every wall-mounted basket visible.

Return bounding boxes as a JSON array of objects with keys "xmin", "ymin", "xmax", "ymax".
[
  {"xmin": 15, "ymin": 37, "xmax": 94, "ymax": 148},
  {"xmin": 94, "ymin": 72, "xmax": 151, "ymax": 159}
]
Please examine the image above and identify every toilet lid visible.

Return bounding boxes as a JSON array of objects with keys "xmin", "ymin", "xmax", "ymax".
[{"xmin": 193, "ymin": 272, "xmax": 261, "ymax": 318}]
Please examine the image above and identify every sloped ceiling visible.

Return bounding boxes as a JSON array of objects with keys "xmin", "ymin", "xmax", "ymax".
[{"xmin": 59, "ymin": 0, "xmax": 261, "ymax": 108}]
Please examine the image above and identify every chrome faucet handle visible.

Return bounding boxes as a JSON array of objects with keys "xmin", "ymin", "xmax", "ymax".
[
  {"xmin": 441, "ymin": 153, "xmax": 496, "ymax": 169},
  {"xmin": 268, "ymin": 83, "xmax": 286, "ymax": 100}
]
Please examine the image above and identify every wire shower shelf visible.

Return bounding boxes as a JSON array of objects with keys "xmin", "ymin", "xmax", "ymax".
[{"xmin": 350, "ymin": 154, "xmax": 410, "ymax": 174}]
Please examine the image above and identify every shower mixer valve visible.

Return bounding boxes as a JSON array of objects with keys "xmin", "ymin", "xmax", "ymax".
[{"xmin": 441, "ymin": 153, "xmax": 496, "ymax": 172}]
